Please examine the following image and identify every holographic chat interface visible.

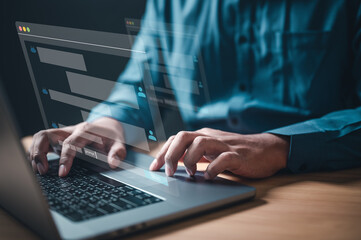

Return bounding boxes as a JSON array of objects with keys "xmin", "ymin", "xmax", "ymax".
[{"xmin": 16, "ymin": 22, "xmax": 166, "ymax": 158}]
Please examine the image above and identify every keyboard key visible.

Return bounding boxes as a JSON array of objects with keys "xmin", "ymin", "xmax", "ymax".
[
  {"xmin": 123, "ymin": 195, "xmax": 148, "ymax": 206},
  {"xmin": 113, "ymin": 199, "xmax": 129, "ymax": 209},
  {"xmin": 98, "ymin": 204, "xmax": 121, "ymax": 214}
]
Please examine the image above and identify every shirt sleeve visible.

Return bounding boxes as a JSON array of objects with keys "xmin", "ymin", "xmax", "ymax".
[
  {"xmin": 268, "ymin": 107, "xmax": 361, "ymax": 173},
  {"xmin": 268, "ymin": 4, "xmax": 361, "ymax": 173},
  {"xmin": 87, "ymin": 0, "xmax": 161, "ymax": 130}
]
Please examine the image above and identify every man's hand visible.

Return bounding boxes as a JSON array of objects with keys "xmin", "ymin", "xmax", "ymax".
[
  {"xmin": 149, "ymin": 128, "xmax": 289, "ymax": 179},
  {"xmin": 29, "ymin": 117, "xmax": 126, "ymax": 177}
]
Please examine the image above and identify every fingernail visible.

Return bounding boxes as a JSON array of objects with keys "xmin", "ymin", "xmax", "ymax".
[
  {"xmin": 149, "ymin": 159, "xmax": 157, "ymax": 170},
  {"xmin": 37, "ymin": 163, "xmax": 45, "ymax": 175},
  {"xmin": 58, "ymin": 164, "xmax": 66, "ymax": 177},
  {"xmin": 165, "ymin": 163, "xmax": 173, "ymax": 176},
  {"xmin": 204, "ymin": 172, "xmax": 211, "ymax": 180},
  {"xmin": 31, "ymin": 160, "xmax": 37, "ymax": 172}
]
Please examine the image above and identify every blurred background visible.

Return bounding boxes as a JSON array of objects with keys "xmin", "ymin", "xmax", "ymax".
[{"xmin": 1, "ymin": 0, "xmax": 146, "ymax": 137}]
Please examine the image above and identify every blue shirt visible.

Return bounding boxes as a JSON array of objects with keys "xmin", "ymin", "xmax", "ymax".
[{"xmin": 89, "ymin": 0, "xmax": 361, "ymax": 173}]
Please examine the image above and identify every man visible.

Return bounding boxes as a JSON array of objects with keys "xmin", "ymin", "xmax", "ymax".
[{"xmin": 30, "ymin": 0, "xmax": 361, "ymax": 179}]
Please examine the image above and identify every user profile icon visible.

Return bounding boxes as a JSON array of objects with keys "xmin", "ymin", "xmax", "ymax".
[
  {"xmin": 42, "ymin": 88, "xmax": 49, "ymax": 95},
  {"xmin": 148, "ymin": 130, "xmax": 157, "ymax": 141},
  {"xmin": 30, "ymin": 47, "xmax": 37, "ymax": 54},
  {"xmin": 137, "ymin": 87, "xmax": 146, "ymax": 98}
]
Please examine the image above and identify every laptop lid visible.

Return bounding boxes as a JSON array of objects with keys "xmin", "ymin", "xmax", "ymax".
[{"xmin": 0, "ymin": 80, "xmax": 61, "ymax": 240}]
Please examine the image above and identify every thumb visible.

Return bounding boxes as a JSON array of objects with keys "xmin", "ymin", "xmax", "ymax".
[{"xmin": 107, "ymin": 141, "xmax": 127, "ymax": 169}]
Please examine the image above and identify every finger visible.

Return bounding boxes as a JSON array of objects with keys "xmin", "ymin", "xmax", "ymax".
[
  {"xmin": 30, "ymin": 128, "xmax": 73, "ymax": 174},
  {"xmin": 31, "ymin": 160, "xmax": 38, "ymax": 173},
  {"xmin": 58, "ymin": 133, "xmax": 92, "ymax": 177},
  {"xmin": 107, "ymin": 141, "xmax": 127, "ymax": 169},
  {"xmin": 149, "ymin": 135, "xmax": 175, "ymax": 172},
  {"xmin": 183, "ymin": 137, "xmax": 229, "ymax": 176},
  {"xmin": 29, "ymin": 144, "xmax": 36, "ymax": 170},
  {"xmin": 164, "ymin": 131, "xmax": 202, "ymax": 176},
  {"xmin": 30, "ymin": 131, "xmax": 52, "ymax": 175},
  {"xmin": 29, "ymin": 136, "xmax": 36, "ymax": 163},
  {"xmin": 29, "ymin": 131, "xmax": 42, "ymax": 163},
  {"xmin": 204, "ymin": 152, "xmax": 239, "ymax": 179}
]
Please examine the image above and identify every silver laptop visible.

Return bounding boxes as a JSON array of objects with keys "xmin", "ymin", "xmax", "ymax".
[{"xmin": 0, "ymin": 22, "xmax": 256, "ymax": 239}]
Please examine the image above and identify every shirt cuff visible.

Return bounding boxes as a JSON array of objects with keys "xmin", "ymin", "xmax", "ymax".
[{"xmin": 267, "ymin": 127, "xmax": 328, "ymax": 173}]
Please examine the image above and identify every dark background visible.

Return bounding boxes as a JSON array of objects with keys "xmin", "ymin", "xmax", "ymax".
[{"xmin": 1, "ymin": 0, "xmax": 147, "ymax": 137}]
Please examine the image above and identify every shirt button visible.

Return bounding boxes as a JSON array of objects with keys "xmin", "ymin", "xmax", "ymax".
[
  {"xmin": 239, "ymin": 83, "xmax": 246, "ymax": 91},
  {"xmin": 238, "ymin": 35, "xmax": 247, "ymax": 44}
]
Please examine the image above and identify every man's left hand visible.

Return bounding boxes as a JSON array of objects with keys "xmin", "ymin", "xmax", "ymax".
[{"xmin": 149, "ymin": 128, "xmax": 290, "ymax": 179}]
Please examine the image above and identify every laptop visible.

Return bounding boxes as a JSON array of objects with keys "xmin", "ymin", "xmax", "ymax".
[{"xmin": 0, "ymin": 22, "xmax": 256, "ymax": 239}]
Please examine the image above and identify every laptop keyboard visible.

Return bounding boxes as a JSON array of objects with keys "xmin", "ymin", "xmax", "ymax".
[{"xmin": 36, "ymin": 161, "xmax": 163, "ymax": 222}]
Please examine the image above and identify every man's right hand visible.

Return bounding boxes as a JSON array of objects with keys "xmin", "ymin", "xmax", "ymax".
[{"xmin": 29, "ymin": 117, "xmax": 126, "ymax": 177}]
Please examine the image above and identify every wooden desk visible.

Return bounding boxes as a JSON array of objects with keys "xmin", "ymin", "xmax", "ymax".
[{"xmin": 1, "ymin": 137, "xmax": 361, "ymax": 240}]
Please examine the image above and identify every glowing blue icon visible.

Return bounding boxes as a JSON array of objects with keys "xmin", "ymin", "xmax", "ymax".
[
  {"xmin": 51, "ymin": 122, "xmax": 58, "ymax": 128},
  {"xmin": 148, "ymin": 130, "xmax": 157, "ymax": 141},
  {"xmin": 198, "ymin": 81, "xmax": 203, "ymax": 88},
  {"xmin": 42, "ymin": 88, "xmax": 49, "ymax": 95},
  {"xmin": 30, "ymin": 47, "xmax": 36, "ymax": 53},
  {"xmin": 137, "ymin": 87, "xmax": 146, "ymax": 98},
  {"xmin": 193, "ymin": 55, "xmax": 198, "ymax": 62}
]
